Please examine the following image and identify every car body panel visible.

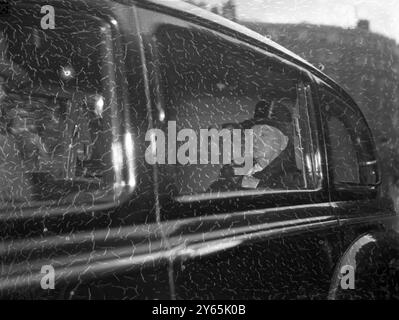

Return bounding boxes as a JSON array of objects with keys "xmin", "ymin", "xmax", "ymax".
[
  {"xmin": 0, "ymin": 0, "xmax": 397, "ymax": 300},
  {"xmin": 329, "ymin": 229, "xmax": 399, "ymax": 299}
]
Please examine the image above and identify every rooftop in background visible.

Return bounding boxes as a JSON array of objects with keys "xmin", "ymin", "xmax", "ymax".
[{"xmin": 186, "ymin": 0, "xmax": 399, "ymax": 44}]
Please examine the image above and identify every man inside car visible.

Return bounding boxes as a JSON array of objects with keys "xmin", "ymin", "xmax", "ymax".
[{"xmin": 209, "ymin": 98, "xmax": 302, "ymax": 192}]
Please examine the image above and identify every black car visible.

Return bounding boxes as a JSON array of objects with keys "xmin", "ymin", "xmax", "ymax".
[{"xmin": 0, "ymin": 0, "xmax": 398, "ymax": 300}]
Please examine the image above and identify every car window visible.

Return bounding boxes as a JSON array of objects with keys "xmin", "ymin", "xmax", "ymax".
[
  {"xmin": 149, "ymin": 24, "xmax": 319, "ymax": 199},
  {"xmin": 319, "ymin": 86, "xmax": 379, "ymax": 186},
  {"xmin": 327, "ymin": 115, "xmax": 360, "ymax": 183},
  {"xmin": 0, "ymin": 8, "xmax": 123, "ymax": 208}
]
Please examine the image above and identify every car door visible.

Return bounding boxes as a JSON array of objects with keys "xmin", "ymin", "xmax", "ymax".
[
  {"xmin": 0, "ymin": 1, "xmax": 172, "ymax": 300},
  {"xmin": 136, "ymin": 3, "xmax": 342, "ymax": 299},
  {"xmin": 314, "ymin": 78, "xmax": 399, "ymax": 299}
]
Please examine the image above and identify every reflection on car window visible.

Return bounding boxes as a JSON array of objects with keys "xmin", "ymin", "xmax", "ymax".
[
  {"xmin": 153, "ymin": 25, "xmax": 316, "ymax": 197},
  {"xmin": 0, "ymin": 10, "xmax": 118, "ymax": 207},
  {"xmin": 327, "ymin": 115, "xmax": 360, "ymax": 183}
]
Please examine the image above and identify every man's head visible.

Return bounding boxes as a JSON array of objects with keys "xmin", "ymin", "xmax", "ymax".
[
  {"xmin": 252, "ymin": 97, "xmax": 293, "ymax": 138},
  {"xmin": 254, "ymin": 100, "xmax": 272, "ymax": 119},
  {"xmin": 268, "ymin": 98, "xmax": 293, "ymax": 122}
]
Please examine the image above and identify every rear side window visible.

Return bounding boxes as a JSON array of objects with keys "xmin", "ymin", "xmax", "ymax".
[
  {"xmin": 0, "ymin": 7, "xmax": 124, "ymax": 208},
  {"xmin": 319, "ymin": 86, "xmax": 379, "ymax": 187},
  {"xmin": 149, "ymin": 24, "xmax": 319, "ymax": 199}
]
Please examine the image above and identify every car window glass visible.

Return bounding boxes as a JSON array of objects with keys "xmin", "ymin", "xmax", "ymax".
[
  {"xmin": 327, "ymin": 115, "xmax": 360, "ymax": 183},
  {"xmin": 151, "ymin": 25, "xmax": 318, "ymax": 198},
  {"xmin": 0, "ymin": 8, "xmax": 122, "ymax": 208}
]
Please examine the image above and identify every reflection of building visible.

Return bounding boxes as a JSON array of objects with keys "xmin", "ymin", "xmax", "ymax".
[
  {"xmin": 185, "ymin": 0, "xmax": 237, "ymax": 22},
  {"xmin": 221, "ymin": 0, "xmax": 236, "ymax": 22},
  {"xmin": 241, "ymin": 21, "xmax": 399, "ymax": 138},
  {"xmin": 242, "ymin": 20, "xmax": 399, "ymax": 191}
]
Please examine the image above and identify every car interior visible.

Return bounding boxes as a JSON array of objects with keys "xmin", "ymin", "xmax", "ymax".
[
  {"xmin": 154, "ymin": 25, "xmax": 308, "ymax": 196},
  {"xmin": 0, "ymin": 14, "xmax": 114, "ymax": 205}
]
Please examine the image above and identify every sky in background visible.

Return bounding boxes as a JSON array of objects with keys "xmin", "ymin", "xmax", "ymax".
[{"xmin": 199, "ymin": 0, "xmax": 399, "ymax": 42}]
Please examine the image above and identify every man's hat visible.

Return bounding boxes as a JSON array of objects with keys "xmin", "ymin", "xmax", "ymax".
[{"xmin": 253, "ymin": 100, "xmax": 272, "ymax": 119}]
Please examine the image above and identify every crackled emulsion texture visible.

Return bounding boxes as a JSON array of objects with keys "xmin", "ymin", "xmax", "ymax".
[
  {"xmin": 0, "ymin": 7, "xmax": 126, "ymax": 297},
  {"xmin": 0, "ymin": 8, "xmax": 116, "ymax": 210},
  {"xmin": 1, "ymin": 2, "xmax": 396, "ymax": 300},
  {"xmin": 1, "ymin": 9, "xmax": 323, "ymax": 299},
  {"xmin": 155, "ymin": 26, "xmax": 308, "ymax": 197}
]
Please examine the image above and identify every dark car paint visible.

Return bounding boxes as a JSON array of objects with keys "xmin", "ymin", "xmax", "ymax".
[
  {"xmin": 0, "ymin": 0, "xmax": 398, "ymax": 299},
  {"xmin": 329, "ymin": 228, "xmax": 399, "ymax": 299}
]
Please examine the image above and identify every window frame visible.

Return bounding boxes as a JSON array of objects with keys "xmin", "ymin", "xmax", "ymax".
[
  {"xmin": 136, "ymin": 6, "xmax": 331, "ymax": 219},
  {"xmin": 155, "ymin": 22, "xmax": 318, "ymax": 197},
  {"xmin": 315, "ymin": 81, "xmax": 381, "ymax": 196},
  {"xmin": 0, "ymin": 3, "xmax": 137, "ymax": 218}
]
